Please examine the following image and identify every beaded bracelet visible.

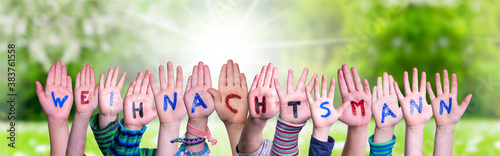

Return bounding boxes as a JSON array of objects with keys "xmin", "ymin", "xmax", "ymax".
[
  {"xmin": 170, "ymin": 137, "xmax": 205, "ymax": 146},
  {"xmin": 178, "ymin": 142, "xmax": 210, "ymax": 156}
]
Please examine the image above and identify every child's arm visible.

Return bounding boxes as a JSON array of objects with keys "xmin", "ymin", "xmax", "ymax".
[
  {"xmin": 149, "ymin": 62, "xmax": 186, "ymax": 156},
  {"xmin": 209, "ymin": 60, "xmax": 248, "ymax": 156},
  {"xmin": 35, "ymin": 61, "xmax": 73, "ymax": 156},
  {"xmin": 393, "ymin": 68, "xmax": 433, "ymax": 156},
  {"xmin": 305, "ymin": 74, "xmax": 346, "ymax": 155},
  {"xmin": 370, "ymin": 73, "xmax": 402, "ymax": 155},
  {"xmin": 183, "ymin": 62, "xmax": 216, "ymax": 154},
  {"xmin": 237, "ymin": 63, "xmax": 280, "ymax": 155},
  {"xmin": 271, "ymin": 68, "xmax": 311, "ymax": 155},
  {"xmin": 67, "ymin": 64, "xmax": 99, "ymax": 155},
  {"xmin": 427, "ymin": 70, "xmax": 472, "ymax": 156},
  {"xmin": 337, "ymin": 64, "xmax": 372, "ymax": 156}
]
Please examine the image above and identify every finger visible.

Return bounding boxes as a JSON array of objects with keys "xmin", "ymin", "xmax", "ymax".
[
  {"xmin": 427, "ymin": 82, "xmax": 436, "ymax": 100},
  {"xmin": 35, "ymin": 81, "xmax": 45, "ymax": 99},
  {"xmin": 141, "ymin": 70, "xmax": 151, "ymax": 93},
  {"xmin": 328, "ymin": 78, "xmax": 335, "ymax": 99},
  {"xmin": 305, "ymin": 82, "xmax": 314, "ymax": 105},
  {"xmin": 175, "ymin": 66, "xmax": 182, "ymax": 89},
  {"xmin": 257, "ymin": 65, "xmax": 267, "ymax": 87},
  {"xmin": 341, "ymin": 64, "xmax": 355, "ymax": 92},
  {"xmin": 110, "ymin": 67, "xmax": 120, "ymax": 87},
  {"xmin": 61, "ymin": 66, "xmax": 67, "ymax": 88},
  {"xmin": 321, "ymin": 74, "xmax": 327, "ymax": 97},
  {"xmin": 250, "ymin": 74, "xmax": 259, "ymax": 91},
  {"xmin": 274, "ymin": 78, "xmax": 285, "ymax": 98},
  {"xmin": 134, "ymin": 72, "xmax": 143, "ymax": 94},
  {"xmin": 46, "ymin": 65, "xmax": 55, "ymax": 85},
  {"xmin": 351, "ymin": 67, "xmax": 363, "ymax": 92},
  {"xmin": 85, "ymin": 64, "xmax": 91, "ymax": 85},
  {"xmin": 197, "ymin": 62, "xmax": 204, "ymax": 86},
  {"xmin": 55, "ymin": 61, "xmax": 62, "ymax": 85},
  {"xmin": 80, "ymin": 65, "xmax": 86, "ymax": 85},
  {"xmin": 167, "ymin": 62, "xmax": 174, "ymax": 88},
  {"xmin": 192, "ymin": 65, "xmax": 198, "ymax": 86},
  {"xmin": 460, "ymin": 94, "xmax": 472, "ymax": 112},
  {"xmin": 287, "ymin": 69, "xmax": 293, "ymax": 94},
  {"xmin": 270, "ymin": 67, "xmax": 278, "ymax": 88},
  {"xmin": 372, "ymin": 86, "xmax": 378, "ymax": 102},
  {"xmin": 227, "ymin": 60, "xmax": 234, "ymax": 85},
  {"xmin": 394, "ymin": 82, "xmax": 404, "ymax": 102},
  {"xmin": 204, "ymin": 65, "xmax": 212, "ymax": 87},
  {"xmin": 389, "ymin": 75, "xmax": 395, "ymax": 95},
  {"xmin": 240, "ymin": 73, "xmax": 248, "ymax": 91},
  {"xmin": 105, "ymin": 68, "xmax": 113, "ymax": 87},
  {"xmin": 67, "ymin": 76, "xmax": 73, "ymax": 93},
  {"xmin": 435, "ymin": 73, "xmax": 443, "ymax": 95},
  {"xmin": 75, "ymin": 72, "xmax": 81, "ymax": 89},
  {"xmin": 186, "ymin": 76, "xmax": 192, "ymax": 91},
  {"xmin": 377, "ymin": 76, "xmax": 383, "ymax": 98},
  {"xmin": 305, "ymin": 74, "xmax": 316, "ymax": 97},
  {"xmin": 296, "ymin": 68, "xmax": 309, "ymax": 92},
  {"xmin": 208, "ymin": 88, "xmax": 222, "ymax": 103},
  {"xmin": 451, "ymin": 73, "xmax": 458, "ymax": 94},
  {"xmin": 90, "ymin": 67, "xmax": 96, "ymax": 86},
  {"xmin": 126, "ymin": 81, "xmax": 136, "ymax": 96},
  {"xmin": 159, "ymin": 65, "xmax": 167, "ymax": 90},
  {"xmin": 412, "ymin": 68, "xmax": 418, "ymax": 92},
  {"xmin": 337, "ymin": 69, "xmax": 348, "ymax": 94},
  {"xmin": 219, "ymin": 64, "xmax": 227, "ymax": 86},
  {"xmin": 117, "ymin": 72, "xmax": 127, "ymax": 90},
  {"xmin": 363, "ymin": 79, "xmax": 371, "ymax": 95},
  {"xmin": 420, "ymin": 72, "xmax": 426, "ymax": 93},
  {"xmin": 93, "ymin": 84, "xmax": 99, "ymax": 96},
  {"xmin": 443, "ymin": 70, "xmax": 450, "ymax": 94},
  {"xmin": 99, "ymin": 74, "xmax": 104, "ymax": 91},
  {"xmin": 149, "ymin": 75, "xmax": 159, "ymax": 96},
  {"xmin": 314, "ymin": 76, "xmax": 320, "ymax": 99},
  {"xmin": 234, "ymin": 63, "xmax": 241, "ymax": 86},
  {"xmin": 264, "ymin": 63, "xmax": 274, "ymax": 87},
  {"xmin": 403, "ymin": 71, "xmax": 411, "ymax": 95},
  {"xmin": 383, "ymin": 72, "xmax": 389, "ymax": 95}
]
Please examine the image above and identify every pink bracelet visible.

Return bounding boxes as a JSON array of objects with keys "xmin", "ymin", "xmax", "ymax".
[{"xmin": 187, "ymin": 123, "xmax": 217, "ymax": 145}]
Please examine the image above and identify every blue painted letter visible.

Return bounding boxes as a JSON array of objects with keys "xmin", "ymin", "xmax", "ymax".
[
  {"xmin": 51, "ymin": 92, "xmax": 68, "ymax": 108},
  {"xmin": 191, "ymin": 93, "xmax": 208, "ymax": 113},
  {"xmin": 110, "ymin": 91, "xmax": 114, "ymax": 106},
  {"xmin": 440, "ymin": 97, "xmax": 452, "ymax": 115},
  {"xmin": 320, "ymin": 101, "xmax": 331, "ymax": 118},
  {"xmin": 164, "ymin": 92, "xmax": 177, "ymax": 111},
  {"xmin": 410, "ymin": 96, "xmax": 423, "ymax": 115},
  {"xmin": 381, "ymin": 103, "xmax": 397, "ymax": 123}
]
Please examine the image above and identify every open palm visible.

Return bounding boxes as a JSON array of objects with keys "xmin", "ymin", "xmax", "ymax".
[
  {"xmin": 184, "ymin": 62, "xmax": 214, "ymax": 119},
  {"xmin": 123, "ymin": 70, "xmax": 157, "ymax": 130},
  {"xmin": 98, "ymin": 67, "xmax": 126, "ymax": 117},
  {"xmin": 248, "ymin": 63, "xmax": 280, "ymax": 120},
  {"xmin": 372, "ymin": 73, "xmax": 402, "ymax": 128},
  {"xmin": 275, "ymin": 68, "xmax": 311, "ymax": 124},
  {"xmin": 337, "ymin": 64, "xmax": 372, "ymax": 126},
  {"xmin": 150, "ymin": 62, "xmax": 186, "ymax": 124},
  {"xmin": 306, "ymin": 74, "xmax": 345, "ymax": 129},
  {"xmin": 74, "ymin": 64, "xmax": 98, "ymax": 114},
  {"xmin": 36, "ymin": 61, "xmax": 73, "ymax": 120},
  {"xmin": 394, "ymin": 68, "xmax": 433, "ymax": 127}
]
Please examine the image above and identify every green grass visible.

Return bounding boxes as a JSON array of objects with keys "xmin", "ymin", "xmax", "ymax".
[{"xmin": 1, "ymin": 118, "xmax": 499, "ymax": 156}]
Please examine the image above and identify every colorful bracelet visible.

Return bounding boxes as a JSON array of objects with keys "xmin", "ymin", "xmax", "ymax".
[
  {"xmin": 186, "ymin": 123, "xmax": 217, "ymax": 145},
  {"xmin": 170, "ymin": 137, "xmax": 205, "ymax": 146},
  {"xmin": 178, "ymin": 142, "xmax": 210, "ymax": 156}
]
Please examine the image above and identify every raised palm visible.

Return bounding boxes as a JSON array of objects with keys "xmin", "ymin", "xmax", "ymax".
[
  {"xmin": 150, "ymin": 62, "xmax": 186, "ymax": 124},
  {"xmin": 337, "ymin": 64, "xmax": 372, "ymax": 126},
  {"xmin": 74, "ymin": 64, "xmax": 98, "ymax": 114},
  {"xmin": 211, "ymin": 60, "xmax": 248, "ymax": 125},
  {"xmin": 123, "ymin": 70, "xmax": 157, "ymax": 130},
  {"xmin": 35, "ymin": 61, "xmax": 73, "ymax": 120},
  {"xmin": 306, "ymin": 74, "xmax": 345, "ymax": 129},
  {"xmin": 184, "ymin": 62, "xmax": 215, "ymax": 119},
  {"xmin": 248, "ymin": 63, "xmax": 280, "ymax": 120},
  {"xmin": 394, "ymin": 68, "xmax": 433, "ymax": 127},
  {"xmin": 427, "ymin": 70, "xmax": 472, "ymax": 127},
  {"xmin": 372, "ymin": 73, "xmax": 402, "ymax": 128},
  {"xmin": 275, "ymin": 68, "xmax": 311, "ymax": 124},
  {"xmin": 98, "ymin": 67, "xmax": 126, "ymax": 117}
]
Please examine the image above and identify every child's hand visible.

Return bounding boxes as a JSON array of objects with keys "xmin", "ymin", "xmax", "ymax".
[
  {"xmin": 248, "ymin": 63, "xmax": 280, "ymax": 120},
  {"xmin": 394, "ymin": 68, "xmax": 432, "ymax": 127},
  {"xmin": 372, "ymin": 73, "xmax": 402, "ymax": 128},
  {"xmin": 36, "ymin": 61, "xmax": 73, "ymax": 121},
  {"xmin": 184, "ymin": 62, "xmax": 215, "ymax": 119},
  {"xmin": 98, "ymin": 67, "xmax": 126, "ymax": 118},
  {"xmin": 123, "ymin": 70, "xmax": 157, "ymax": 130},
  {"xmin": 274, "ymin": 68, "xmax": 311, "ymax": 124},
  {"xmin": 427, "ymin": 70, "xmax": 472, "ymax": 127},
  {"xmin": 74, "ymin": 64, "xmax": 98, "ymax": 114},
  {"xmin": 210, "ymin": 60, "xmax": 248, "ymax": 126},
  {"xmin": 337, "ymin": 64, "xmax": 372, "ymax": 126},
  {"xmin": 150, "ymin": 62, "xmax": 186, "ymax": 124}
]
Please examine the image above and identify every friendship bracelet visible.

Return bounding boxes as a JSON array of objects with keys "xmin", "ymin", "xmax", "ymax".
[
  {"xmin": 186, "ymin": 123, "xmax": 217, "ymax": 145},
  {"xmin": 179, "ymin": 142, "xmax": 210, "ymax": 156},
  {"xmin": 170, "ymin": 137, "xmax": 205, "ymax": 146}
]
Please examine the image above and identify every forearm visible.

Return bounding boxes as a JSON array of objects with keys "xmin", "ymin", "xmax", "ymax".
[
  {"xmin": 157, "ymin": 122, "xmax": 181, "ymax": 156},
  {"xmin": 373, "ymin": 127, "xmax": 395, "ymax": 143},
  {"xmin": 237, "ymin": 117, "xmax": 267, "ymax": 154},
  {"xmin": 224, "ymin": 123, "xmax": 245, "ymax": 156},
  {"xmin": 47, "ymin": 118, "xmax": 70, "ymax": 156},
  {"xmin": 433, "ymin": 125, "xmax": 455, "ymax": 156},
  {"xmin": 99, "ymin": 113, "xmax": 118, "ymax": 129},
  {"xmin": 342, "ymin": 125, "xmax": 368, "ymax": 156},
  {"xmin": 404, "ymin": 125, "xmax": 425, "ymax": 156},
  {"xmin": 185, "ymin": 118, "xmax": 208, "ymax": 152},
  {"xmin": 312, "ymin": 127, "xmax": 331, "ymax": 142},
  {"xmin": 67, "ymin": 112, "xmax": 93, "ymax": 156}
]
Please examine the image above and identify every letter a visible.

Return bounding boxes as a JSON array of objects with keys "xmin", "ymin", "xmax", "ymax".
[{"xmin": 191, "ymin": 93, "xmax": 208, "ymax": 113}]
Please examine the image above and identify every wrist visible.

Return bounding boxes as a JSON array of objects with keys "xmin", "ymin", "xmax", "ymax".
[
  {"xmin": 373, "ymin": 126, "xmax": 395, "ymax": 143},
  {"xmin": 99, "ymin": 114, "xmax": 118, "ymax": 122},
  {"xmin": 47, "ymin": 118, "xmax": 69, "ymax": 125},
  {"xmin": 312, "ymin": 127, "xmax": 331, "ymax": 142},
  {"xmin": 436, "ymin": 125, "xmax": 455, "ymax": 131},
  {"xmin": 406, "ymin": 124, "xmax": 426, "ymax": 131},
  {"xmin": 75, "ymin": 111, "xmax": 93, "ymax": 119},
  {"xmin": 188, "ymin": 118, "xmax": 208, "ymax": 131},
  {"xmin": 160, "ymin": 122, "xmax": 181, "ymax": 129},
  {"xmin": 224, "ymin": 122, "xmax": 245, "ymax": 130},
  {"xmin": 124, "ymin": 122, "xmax": 144, "ymax": 131}
]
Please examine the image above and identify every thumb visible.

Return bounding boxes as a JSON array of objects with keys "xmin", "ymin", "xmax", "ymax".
[
  {"xmin": 337, "ymin": 101, "xmax": 349, "ymax": 115},
  {"xmin": 207, "ymin": 88, "xmax": 221, "ymax": 103},
  {"xmin": 35, "ymin": 81, "xmax": 46, "ymax": 99},
  {"xmin": 460, "ymin": 94, "xmax": 473, "ymax": 112}
]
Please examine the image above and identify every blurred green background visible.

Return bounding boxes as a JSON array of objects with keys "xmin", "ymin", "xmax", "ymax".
[{"xmin": 1, "ymin": 0, "xmax": 499, "ymax": 155}]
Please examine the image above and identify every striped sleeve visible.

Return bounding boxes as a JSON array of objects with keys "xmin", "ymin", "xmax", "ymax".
[
  {"xmin": 271, "ymin": 117, "xmax": 306, "ymax": 156},
  {"xmin": 368, "ymin": 134, "xmax": 396, "ymax": 156},
  {"xmin": 107, "ymin": 120, "xmax": 149, "ymax": 156},
  {"xmin": 90, "ymin": 114, "xmax": 119, "ymax": 155}
]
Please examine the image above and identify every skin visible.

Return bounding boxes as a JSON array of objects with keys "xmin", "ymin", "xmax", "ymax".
[
  {"xmin": 427, "ymin": 70, "xmax": 472, "ymax": 156},
  {"xmin": 67, "ymin": 64, "xmax": 99, "ymax": 156},
  {"xmin": 237, "ymin": 63, "xmax": 280, "ymax": 154},
  {"xmin": 150, "ymin": 62, "xmax": 186, "ymax": 156},
  {"xmin": 337, "ymin": 64, "xmax": 372, "ymax": 156},
  {"xmin": 305, "ymin": 74, "xmax": 346, "ymax": 142},
  {"xmin": 394, "ymin": 68, "xmax": 433, "ymax": 156},
  {"xmin": 184, "ymin": 61, "xmax": 215, "ymax": 153},
  {"xmin": 371, "ymin": 72, "xmax": 403, "ymax": 143},
  {"xmin": 123, "ymin": 70, "xmax": 157, "ymax": 131},
  {"xmin": 98, "ymin": 67, "xmax": 127, "ymax": 129},
  {"xmin": 209, "ymin": 60, "xmax": 248, "ymax": 156},
  {"xmin": 35, "ymin": 61, "xmax": 73, "ymax": 156},
  {"xmin": 274, "ymin": 68, "xmax": 311, "ymax": 124}
]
